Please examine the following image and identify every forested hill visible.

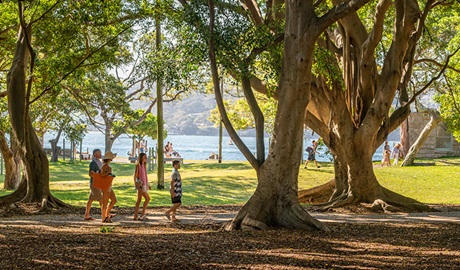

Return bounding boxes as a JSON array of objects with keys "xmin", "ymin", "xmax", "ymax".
[
  {"xmin": 135, "ymin": 92, "xmax": 400, "ymax": 140},
  {"xmin": 163, "ymin": 93, "xmax": 219, "ymax": 135}
]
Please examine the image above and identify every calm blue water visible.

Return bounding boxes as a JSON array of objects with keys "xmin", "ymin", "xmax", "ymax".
[{"xmin": 43, "ymin": 132, "xmax": 392, "ymax": 162}]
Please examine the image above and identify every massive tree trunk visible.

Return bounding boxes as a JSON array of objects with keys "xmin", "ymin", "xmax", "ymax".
[
  {"xmin": 0, "ymin": 20, "xmax": 66, "ymax": 209},
  {"xmin": 209, "ymin": 0, "xmax": 330, "ymax": 231},
  {"xmin": 0, "ymin": 131, "xmax": 22, "ymax": 190},
  {"xmin": 214, "ymin": 0, "xmax": 370, "ymax": 230},
  {"xmin": 297, "ymin": 0, "xmax": 441, "ymax": 212},
  {"xmin": 401, "ymin": 111, "xmax": 442, "ymax": 166}
]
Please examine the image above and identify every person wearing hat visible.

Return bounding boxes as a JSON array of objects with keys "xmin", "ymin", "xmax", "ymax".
[
  {"xmin": 101, "ymin": 151, "xmax": 118, "ymax": 223},
  {"xmin": 84, "ymin": 149, "xmax": 103, "ymax": 221}
]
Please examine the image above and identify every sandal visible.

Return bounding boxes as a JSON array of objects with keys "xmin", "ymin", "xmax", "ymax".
[
  {"xmin": 139, "ymin": 215, "xmax": 148, "ymax": 221},
  {"xmin": 102, "ymin": 217, "xmax": 113, "ymax": 223},
  {"xmin": 164, "ymin": 212, "xmax": 171, "ymax": 220},
  {"xmin": 109, "ymin": 214, "xmax": 117, "ymax": 219}
]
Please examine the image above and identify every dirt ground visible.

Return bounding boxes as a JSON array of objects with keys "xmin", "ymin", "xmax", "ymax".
[{"xmin": 1, "ymin": 204, "xmax": 460, "ymax": 270}]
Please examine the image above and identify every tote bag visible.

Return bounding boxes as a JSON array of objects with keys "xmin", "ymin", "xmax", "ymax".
[{"xmin": 93, "ymin": 173, "xmax": 114, "ymax": 190}]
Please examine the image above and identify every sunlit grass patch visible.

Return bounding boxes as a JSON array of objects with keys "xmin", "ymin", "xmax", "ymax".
[{"xmin": 1, "ymin": 157, "xmax": 460, "ymax": 206}]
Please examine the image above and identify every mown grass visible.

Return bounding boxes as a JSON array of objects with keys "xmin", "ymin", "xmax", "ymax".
[{"xmin": 0, "ymin": 157, "xmax": 459, "ymax": 207}]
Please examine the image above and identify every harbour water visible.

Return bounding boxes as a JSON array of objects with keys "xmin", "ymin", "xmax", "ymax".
[{"xmin": 43, "ymin": 132, "xmax": 390, "ymax": 162}]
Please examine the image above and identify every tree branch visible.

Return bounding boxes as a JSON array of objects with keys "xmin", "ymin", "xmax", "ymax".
[
  {"xmin": 362, "ymin": 0, "xmax": 391, "ymax": 62},
  {"xmin": 415, "ymin": 58, "xmax": 460, "ymax": 73},
  {"xmin": 316, "ymin": 0, "xmax": 372, "ymax": 36},
  {"xmin": 29, "ymin": 0, "xmax": 62, "ymax": 25},
  {"xmin": 246, "ymin": 33, "xmax": 284, "ymax": 62},
  {"xmin": 62, "ymin": 85, "xmax": 106, "ymax": 134},
  {"xmin": 125, "ymin": 78, "xmax": 147, "ymax": 101},
  {"xmin": 242, "ymin": 76, "xmax": 265, "ymax": 163},
  {"xmin": 406, "ymin": 46, "xmax": 460, "ymax": 106},
  {"xmin": 30, "ymin": 24, "xmax": 133, "ymax": 105},
  {"xmin": 240, "ymin": 0, "xmax": 264, "ymax": 26},
  {"xmin": 445, "ymin": 76, "xmax": 460, "ymax": 115},
  {"xmin": 208, "ymin": 0, "xmax": 260, "ymax": 170}
]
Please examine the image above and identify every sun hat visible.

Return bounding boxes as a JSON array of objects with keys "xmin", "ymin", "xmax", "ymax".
[{"xmin": 104, "ymin": 151, "xmax": 116, "ymax": 160}]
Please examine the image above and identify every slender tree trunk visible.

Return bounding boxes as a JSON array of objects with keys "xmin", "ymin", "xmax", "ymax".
[
  {"xmin": 400, "ymin": 119, "xmax": 410, "ymax": 158},
  {"xmin": 401, "ymin": 112, "xmax": 442, "ymax": 166},
  {"xmin": 49, "ymin": 129, "xmax": 62, "ymax": 162},
  {"xmin": 156, "ymin": 14, "xmax": 165, "ymax": 190},
  {"xmin": 104, "ymin": 132, "xmax": 114, "ymax": 154}
]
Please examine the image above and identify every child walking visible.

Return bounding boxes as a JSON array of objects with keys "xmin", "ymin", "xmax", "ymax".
[
  {"xmin": 133, "ymin": 153, "xmax": 151, "ymax": 220},
  {"xmin": 381, "ymin": 149, "xmax": 391, "ymax": 166},
  {"xmin": 101, "ymin": 151, "xmax": 117, "ymax": 223},
  {"xmin": 165, "ymin": 160, "xmax": 182, "ymax": 222}
]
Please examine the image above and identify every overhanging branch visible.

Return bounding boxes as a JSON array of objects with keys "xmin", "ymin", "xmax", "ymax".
[
  {"xmin": 406, "ymin": 46, "xmax": 460, "ymax": 106},
  {"xmin": 208, "ymin": 0, "xmax": 259, "ymax": 170},
  {"xmin": 30, "ymin": 25, "xmax": 133, "ymax": 105}
]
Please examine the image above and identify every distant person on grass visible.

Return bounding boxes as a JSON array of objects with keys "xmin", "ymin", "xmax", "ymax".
[
  {"xmin": 84, "ymin": 149, "xmax": 103, "ymax": 221},
  {"xmin": 392, "ymin": 143, "xmax": 402, "ymax": 165},
  {"xmin": 100, "ymin": 151, "xmax": 117, "ymax": 223},
  {"xmin": 304, "ymin": 140, "xmax": 321, "ymax": 169},
  {"xmin": 165, "ymin": 160, "xmax": 182, "ymax": 222},
  {"xmin": 133, "ymin": 153, "xmax": 151, "ymax": 221},
  {"xmin": 381, "ymin": 150, "xmax": 391, "ymax": 167}
]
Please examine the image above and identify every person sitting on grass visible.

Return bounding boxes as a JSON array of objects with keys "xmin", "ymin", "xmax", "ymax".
[{"xmin": 165, "ymin": 160, "xmax": 182, "ymax": 222}]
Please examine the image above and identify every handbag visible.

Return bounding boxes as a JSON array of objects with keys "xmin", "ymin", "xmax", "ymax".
[
  {"xmin": 93, "ymin": 173, "xmax": 114, "ymax": 190},
  {"xmin": 135, "ymin": 178, "xmax": 143, "ymax": 189}
]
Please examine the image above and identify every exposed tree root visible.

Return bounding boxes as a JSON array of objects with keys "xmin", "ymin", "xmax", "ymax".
[
  {"xmin": 1, "ymin": 184, "xmax": 69, "ymax": 211},
  {"xmin": 241, "ymin": 215, "xmax": 269, "ymax": 231},
  {"xmin": 0, "ymin": 181, "xmax": 27, "ymax": 207},
  {"xmin": 380, "ymin": 187, "xmax": 434, "ymax": 212},
  {"xmin": 225, "ymin": 200, "xmax": 330, "ymax": 232},
  {"xmin": 224, "ymin": 205, "xmax": 249, "ymax": 231},
  {"xmin": 277, "ymin": 203, "xmax": 331, "ymax": 232},
  {"xmin": 31, "ymin": 195, "xmax": 70, "ymax": 213},
  {"xmin": 298, "ymin": 180, "xmax": 335, "ymax": 204},
  {"xmin": 371, "ymin": 199, "xmax": 401, "ymax": 213},
  {"xmin": 305, "ymin": 184, "xmax": 434, "ymax": 213},
  {"xmin": 311, "ymin": 193, "xmax": 358, "ymax": 211}
]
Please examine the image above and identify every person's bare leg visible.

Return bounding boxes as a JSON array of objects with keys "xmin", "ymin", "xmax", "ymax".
[
  {"xmin": 134, "ymin": 190, "xmax": 142, "ymax": 220},
  {"xmin": 84, "ymin": 199, "xmax": 93, "ymax": 219},
  {"xmin": 106, "ymin": 190, "xmax": 117, "ymax": 220},
  {"xmin": 314, "ymin": 160, "xmax": 320, "ymax": 168},
  {"xmin": 101, "ymin": 191, "xmax": 110, "ymax": 222},
  {"xmin": 141, "ymin": 192, "xmax": 150, "ymax": 217},
  {"xmin": 169, "ymin": 203, "xmax": 181, "ymax": 221}
]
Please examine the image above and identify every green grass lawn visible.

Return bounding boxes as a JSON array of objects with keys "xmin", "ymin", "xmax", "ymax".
[{"xmin": 0, "ymin": 157, "xmax": 459, "ymax": 207}]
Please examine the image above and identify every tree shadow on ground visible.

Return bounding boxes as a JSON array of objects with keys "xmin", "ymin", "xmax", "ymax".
[{"xmin": 0, "ymin": 220, "xmax": 459, "ymax": 269}]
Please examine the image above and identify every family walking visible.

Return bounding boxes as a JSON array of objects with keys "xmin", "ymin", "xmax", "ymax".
[
  {"xmin": 381, "ymin": 142, "xmax": 403, "ymax": 166},
  {"xmin": 84, "ymin": 149, "xmax": 182, "ymax": 223}
]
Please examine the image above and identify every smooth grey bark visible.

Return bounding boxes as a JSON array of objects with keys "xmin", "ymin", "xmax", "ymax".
[{"xmin": 401, "ymin": 111, "xmax": 442, "ymax": 166}]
